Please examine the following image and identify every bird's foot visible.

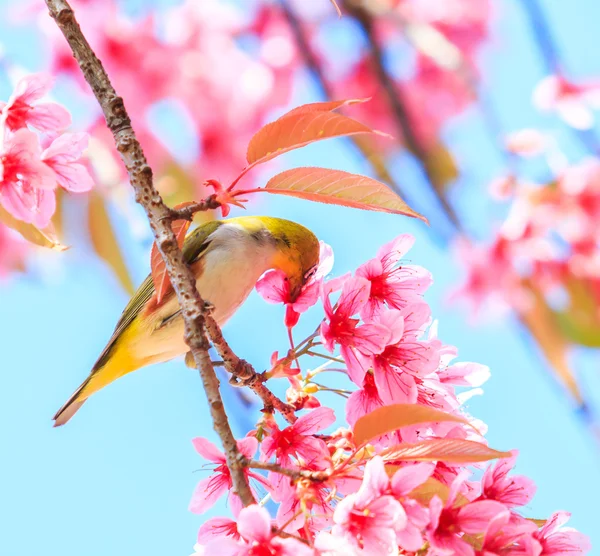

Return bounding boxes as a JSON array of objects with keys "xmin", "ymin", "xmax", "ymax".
[
  {"xmin": 228, "ymin": 359, "xmax": 258, "ymax": 387},
  {"xmin": 184, "ymin": 351, "xmax": 224, "ymax": 369},
  {"xmin": 203, "ymin": 300, "xmax": 215, "ymax": 315}
]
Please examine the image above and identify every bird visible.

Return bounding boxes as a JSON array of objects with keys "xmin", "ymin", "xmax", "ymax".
[{"xmin": 53, "ymin": 216, "xmax": 320, "ymax": 426}]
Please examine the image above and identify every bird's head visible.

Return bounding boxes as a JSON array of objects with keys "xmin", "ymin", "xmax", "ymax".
[{"xmin": 260, "ymin": 217, "xmax": 320, "ymax": 303}]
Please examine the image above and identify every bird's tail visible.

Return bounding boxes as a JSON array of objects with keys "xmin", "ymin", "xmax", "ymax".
[
  {"xmin": 53, "ymin": 377, "xmax": 91, "ymax": 427},
  {"xmin": 53, "ymin": 343, "xmax": 137, "ymax": 427}
]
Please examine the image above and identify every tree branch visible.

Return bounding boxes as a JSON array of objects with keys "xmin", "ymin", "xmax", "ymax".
[
  {"xmin": 45, "ymin": 0, "xmax": 254, "ymax": 507},
  {"xmin": 246, "ymin": 459, "xmax": 330, "ymax": 482},
  {"xmin": 204, "ymin": 315, "xmax": 298, "ymax": 424}
]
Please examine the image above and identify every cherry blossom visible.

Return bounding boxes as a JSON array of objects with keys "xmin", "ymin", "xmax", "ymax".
[
  {"xmin": 0, "ymin": 129, "xmax": 57, "ymax": 227},
  {"xmin": 355, "ymin": 234, "xmax": 431, "ymax": 321},
  {"xmin": 0, "ymin": 73, "xmax": 71, "ymax": 134},
  {"xmin": 188, "ymin": 436, "xmax": 268, "ymax": 515},
  {"xmin": 321, "ymin": 276, "xmax": 390, "ymax": 384},
  {"xmin": 41, "ymin": 132, "xmax": 94, "ymax": 193}
]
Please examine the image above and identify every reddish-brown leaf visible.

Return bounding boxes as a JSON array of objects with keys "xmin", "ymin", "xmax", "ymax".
[
  {"xmin": 519, "ymin": 279, "xmax": 583, "ymax": 404},
  {"xmin": 246, "ymin": 112, "xmax": 386, "ymax": 166},
  {"xmin": 89, "ymin": 191, "xmax": 134, "ymax": 294},
  {"xmin": 0, "ymin": 205, "xmax": 67, "ymax": 251},
  {"xmin": 380, "ymin": 438, "xmax": 512, "ymax": 464},
  {"xmin": 281, "ymin": 98, "xmax": 369, "ymax": 118},
  {"xmin": 261, "ymin": 167, "xmax": 425, "ymax": 221},
  {"xmin": 353, "ymin": 404, "xmax": 473, "ymax": 447},
  {"xmin": 150, "ymin": 205, "xmax": 193, "ymax": 305}
]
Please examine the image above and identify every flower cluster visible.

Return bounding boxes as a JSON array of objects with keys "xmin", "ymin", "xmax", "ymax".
[
  {"xmin": 188, "ymin": 234, "xmax": 590, "ymax": 555},
  {"xmin": 0, "ymin": 73, "xmax": 93, "ymax": 228},
  {"xmin": 0, "ymin": 73, "xmax": 93, "ymax": 276}
]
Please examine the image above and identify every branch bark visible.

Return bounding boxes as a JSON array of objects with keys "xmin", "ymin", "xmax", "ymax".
[{"xmin": 45, "ymin": 0, "xmax": 254, "ymax": 507}]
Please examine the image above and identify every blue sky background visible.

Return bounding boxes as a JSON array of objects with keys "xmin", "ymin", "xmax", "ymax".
[{"xmin": 1, "ymin": 1, "xmax": 600, "ymax": 555}]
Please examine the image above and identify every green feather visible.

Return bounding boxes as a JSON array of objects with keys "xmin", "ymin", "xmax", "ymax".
[{"xmin": 92, "ymin": 219, "xmax": 223, "ymax": 371}]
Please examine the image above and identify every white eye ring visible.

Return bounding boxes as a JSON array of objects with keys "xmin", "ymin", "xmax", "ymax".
[{"xmin": 304, "ymin": 266, "xmax": 317, "ymax": 280}]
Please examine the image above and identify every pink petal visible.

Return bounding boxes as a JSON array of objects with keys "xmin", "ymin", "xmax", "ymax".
[
  {"xmin": 256, "ymin": 269, "xmax": 290, "ymax": 304},
  {"xmin": 341, "ymin": 345, "xmax": 370, "ymax": 385},
  {"xmin": 345, "ymin": 384, "xmax": 383, "ymax": 428},
  {"xmin": 294, "ymin": 406, "xmax": 336, "ymax": 435},
  {"xmin": 557, "ymin": 99, "xmax": 594, "ymax": 130},
  {"xmin": 237, "ymin": 504, "xmax": 272, "ymax": 543},
  {"xmin": 237, "ymin": 436, "xmax": 259, "ymax": 459},
  {"xmin": 28, "ymin": 102, "xmax": 71, "ymax": 132},
  {"xmin": 438, "ymin": 362, "xmax": 490, "ymax": 387},
  {"xmin": 197, "ymin": 517, "xmax": 238, "ymax": 543},
  {"xmin": 337, "ymin": 275, "xmax": 371, "ymax": 318},
  {"xmin": 188, "ymin": 475, "xmax": 229, "ymax": 514},
  {"xmin": 353, "ymin": 322, "xmax": 390, "ymax": 354},
  {"xmin": 356, "ymin": 456, "xmax": 390, "ymax": 503},
  {"xmin": 11, "ymin": 74, "xmax": 53, "ymax": 104},
  {"xmin": 42, "ymin": 132, "xmax": 89, "ymax": 162},
  {"xmin": 315, "ymin": 241, "xmax": 334, "ymax": 280},
  {"xmin": 396, "ymin": 522, "xmax": 425, "ymax": 552},
  {"xmin": 377, "ymin": 233, "xmax": 415, "ymax": 263},
  {"xmin": 373, "ymin": 363, "xmax": 417, "ymax": 405},
  {"xmin": 47, "ymin": 161, "xmax": 94, "ymax": 192},
  {"xmin": 192, "ymin": 437, "xmax": 226, "ymax": 463},
  {"xmin": 457, "ymin": 500, "xmax": 508, "ymax": 534},
  {"xmin": 391, "ymin": 463, "xmax": 435, "ymax": 496}
]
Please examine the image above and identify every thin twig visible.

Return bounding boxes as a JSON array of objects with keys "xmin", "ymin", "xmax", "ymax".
[
  {"xmin": 204, "ymin": 315, "xmax": 298, "ymax": 424},
  {"xmin": 45, "ymin": 0, "xmax": 254, "ymax": 507},
  {"xmin": 246, "ymin": 459, "xmax": 330, "ymax": 482}
]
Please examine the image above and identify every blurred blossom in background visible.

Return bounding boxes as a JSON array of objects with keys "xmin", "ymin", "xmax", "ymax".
[{"xmin": 1, "ymin": 0, "xmax": 600, "ymax": 555}]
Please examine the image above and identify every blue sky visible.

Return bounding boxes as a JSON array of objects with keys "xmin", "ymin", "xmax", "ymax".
[{"xmin": 1, "ymin": 1, "xmax": 600, "ymax": 555}]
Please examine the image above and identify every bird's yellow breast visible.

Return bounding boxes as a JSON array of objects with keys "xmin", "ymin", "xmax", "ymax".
[{"xmin": 127, "ymin": 222, "xmax": 279, "ymax": 366}]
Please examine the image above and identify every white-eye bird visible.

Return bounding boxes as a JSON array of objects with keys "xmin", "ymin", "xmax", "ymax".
[{"xmin": 53, "ymin": 216, "xmax": 320, "ymax": 426}]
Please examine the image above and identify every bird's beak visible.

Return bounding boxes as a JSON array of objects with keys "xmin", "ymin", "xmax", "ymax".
[{"xmin": 289, "ymin": 281, "xmax": 303, "ymax": 303}]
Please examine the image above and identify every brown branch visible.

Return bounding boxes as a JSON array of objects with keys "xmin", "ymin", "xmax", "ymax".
[
  {"xmin": 343, "ymin": 0, "xmax": 464, "ymax": 233},
  {"xmin": 163, "ymin": 195, "xmax": 222, "ymax": 221},
  {"xmin": 204, "ymin": 315, "xmax": 298, "ymax": 424},
  {"xmin": 45, "ymin": 0, "xmax": 254, "ymax": 507},
  {"xmin": 246, "ymin": 459, "xmax": 330, "ymax": 482}
]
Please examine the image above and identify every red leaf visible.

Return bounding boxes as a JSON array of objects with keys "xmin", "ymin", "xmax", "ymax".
[
  {"xmin": 246, "ymin": 111, "xmax": 387, "ymax": 166},
  {"xmin": 281, "ymin": 98, "xmax": 369, "ymax": 118},
  {"xmin": 353, "ymin": 404, "xmax": 473, "ymax": 447},
  {"xmin": 259, "ymin": 167, "xmax": 426, "ymax": 221},
  {"xmin": 380, "ymin": 438, "xmax": 512, "ymax": 464},
  {"xmin": 150, "ymin": 202, "xmax": 193, "ymax": 305}
]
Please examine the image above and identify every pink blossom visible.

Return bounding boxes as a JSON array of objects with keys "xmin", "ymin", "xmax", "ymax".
[
  {"xmin": 346, "ymin": 372, "xmax": 384, "ymax": 429},
  {"xmin": 261, "ymin": 407, "xmax": 335, "ymax": 466},
  {"xmin": 41, "ymin": 133, "xmax": 94, "ymax": 192},
  {"xmin": 390, "ymin": 463, "xmax": 434, "ymax": 552},
  {"xmin": 370, "ymin": 305, "xmax": 441, "ymax": 405},
  {"xmin": 478, "ymin": 511, "xmax": 538, "ymax": 555},
  {"xmin": 0, "ymin": 74, "xmax": 71, "ymax": 134},
  {"xmin": 198, "ymin": 516, "xmax": 240, "ymax": 544},
  {"xmin": 321, "ymin": 276, "xmax": 390, "ymax": 384},
  {"xmin": 0, "ymin": 223, "xmax": 26, "ymax": 278},
  {"xmin": 480, "ymin": 451, "xmax": 536, "ymax": 507},
  {"xmin": 332, "ymin": 457, "xmax": 404, "ymax": 554},
  {"xmin": 427, "ymin": 472, "xmax": 507, "ymax": 555},
  {"xmin": 188, "ymin": 436, "xmax": 268, "ymax": 515},
  {"xmin": 0, "ymin": 129, "xmax": 58, "ymax": 227},
  {"xmin": 355, "ymin": 234, "xmax": 431, "ymax": 321},
  {"xmin": 203, "ymin": 504, "xmax": 312, "ymax": 556},
  {"xmin": 256, "ymin": 241, "xmax": 333, "ymax": 327},
  {"xmin": 534, "ymin": 75, "xmax": 600, "ymax": 130},
  {"xmin": 533, "ymin": 512, "xmax": 591, "ymax": 555}
]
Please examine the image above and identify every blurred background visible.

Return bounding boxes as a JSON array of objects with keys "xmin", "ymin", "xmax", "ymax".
[{"xmin": 1, "ymin": 0, "xmax": 600, "ymax": 554}]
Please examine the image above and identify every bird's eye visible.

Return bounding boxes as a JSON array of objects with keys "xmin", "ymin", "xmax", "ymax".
[{"xmin": 304, "ymin": 266, "xmax": 317, "ymax": 281}]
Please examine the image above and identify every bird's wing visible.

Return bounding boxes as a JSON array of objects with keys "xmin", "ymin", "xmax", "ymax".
[{"xmin": 91, "ymin": 219, "xmax": 224, "ymax": 371}]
